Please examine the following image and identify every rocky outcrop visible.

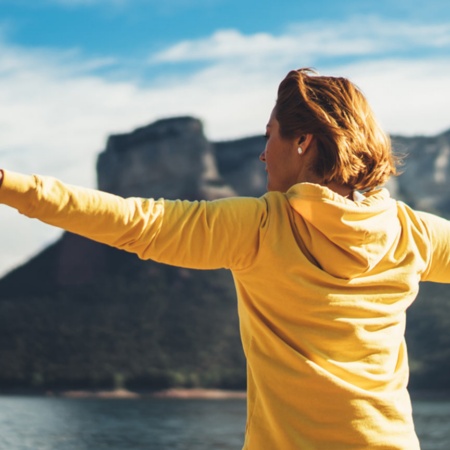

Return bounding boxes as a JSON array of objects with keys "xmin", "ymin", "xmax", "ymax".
[
  {"xmin": 96, "ymin": 116, "xmax": 450, "ymax": 217},
  {"xmin": 214, "ymin": 136, "xmax": 267, "ymax": 198},
  {"xmin": 391, "ymin": 130, "xmax": 450, "ymax": 215},
  {"xmin": 97, "ymin": 117, "xmax": 235, "ymax": 200}
]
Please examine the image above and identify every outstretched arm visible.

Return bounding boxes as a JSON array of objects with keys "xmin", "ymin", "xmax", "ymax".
[
  {"xmin": 0, "ymin": 170, "xmax": 267, "ymax": 271},
  {"xmin": 419, "ymin": 210, "xmax": 450, "ymax": 284}
]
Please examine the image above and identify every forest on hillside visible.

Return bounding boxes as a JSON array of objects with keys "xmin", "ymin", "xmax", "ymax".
[{"xmin": 0, "ymin": 243, "xmax": 449, "ymax": 392}]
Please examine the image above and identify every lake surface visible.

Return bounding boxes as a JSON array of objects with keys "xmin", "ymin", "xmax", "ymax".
[{"xmin": 0, "ymin": 395, "xmax": 449, "ymax": 449}]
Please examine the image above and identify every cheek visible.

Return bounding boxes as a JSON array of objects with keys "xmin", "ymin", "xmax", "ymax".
[
  {"xmin": 266, "ymin": 141, "xmax": 280, "ymax": 162},
  {"xmin": 266, "ymin": 149, "xmax": 278, "ymax": 169}
]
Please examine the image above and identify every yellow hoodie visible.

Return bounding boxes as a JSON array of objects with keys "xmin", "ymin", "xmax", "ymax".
[{"xmin": 1, "ymin": 170, "xmax": 450, "ymax": 449}]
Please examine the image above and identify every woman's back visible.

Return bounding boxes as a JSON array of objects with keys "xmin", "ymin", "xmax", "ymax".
[{"xmin": 231, "ymin": 184, "xmax": 442, "ymax": 448}]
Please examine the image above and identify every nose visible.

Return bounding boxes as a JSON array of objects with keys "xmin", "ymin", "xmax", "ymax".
[{"xmin": 259, "ymin": 151, "xmax": 266, "ymax": 162}]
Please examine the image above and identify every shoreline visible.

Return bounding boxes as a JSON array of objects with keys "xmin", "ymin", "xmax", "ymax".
[
  {"xmin": 1, "ymin": 387, "xmax": 247, "ymax": 400},
  {"xmin": 58, "ymin": 388, "xmax": 247, "ymax": 399},
  {"xmin": 2, "ymin": 388, "xmax": 449, "ymax": 401},
  {"xmin": 151, "ymin": 388, "xmax": 247, "ymax": 399}
]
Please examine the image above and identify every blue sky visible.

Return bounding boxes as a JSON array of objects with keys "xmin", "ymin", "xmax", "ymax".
[{"xmin": 1, "ymin": 0, "xmax": 450, "ymax": 275}]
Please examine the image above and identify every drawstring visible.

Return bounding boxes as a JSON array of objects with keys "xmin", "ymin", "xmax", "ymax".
[{"xmin": 352, "ymin": 191, "xmax": 366, "ymax": 202}]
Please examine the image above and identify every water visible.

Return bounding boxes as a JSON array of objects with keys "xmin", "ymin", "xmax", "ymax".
[
  {"xmin": 0, "ymin": 396, "xmax": 449, "ymax": 449},
  {"xmin": 411, "ymin": 396, "xmax": 450, "ymax": 450},
  {"xmin": 0, "ymin": 397, "xmax": 245, "ymax": 450}
]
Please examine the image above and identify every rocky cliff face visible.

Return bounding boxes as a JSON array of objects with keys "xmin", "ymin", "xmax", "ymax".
[
  {"xmin": 96, "ymin": 116, "xmax": 450, "ymax": 217},
  {"xmin": 97, "ymin": 117, "xmax": 235, "ymax": 200},
  {"xmin": 390, "ymin": 131, "xmax": 450, "ymax": 215}
]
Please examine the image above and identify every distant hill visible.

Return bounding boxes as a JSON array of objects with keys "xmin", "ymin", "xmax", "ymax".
[{"xmin": 0, "ymin": 117, "xmax": 449, "ymax": 391}]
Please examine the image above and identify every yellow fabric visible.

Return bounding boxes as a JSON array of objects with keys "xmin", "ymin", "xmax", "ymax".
[{"xmin": 2, "ymin": 170, "xmax": 450, "ymax": 449}]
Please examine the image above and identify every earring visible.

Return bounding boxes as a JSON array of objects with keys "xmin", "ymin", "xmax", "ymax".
[{"xmin": 297, "ymin": 146, "xmax": 303, "ymax": 155}]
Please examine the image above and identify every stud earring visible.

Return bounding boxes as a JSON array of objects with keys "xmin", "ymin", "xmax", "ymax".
[{"xmin": 297, "ymin": 146, "xmax": 303, "ymax": 155}]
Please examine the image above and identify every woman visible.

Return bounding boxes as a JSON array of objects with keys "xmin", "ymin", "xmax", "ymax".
[{"xmin": 1, "ymin": 68, "xmax": 449, "ymax": 449}]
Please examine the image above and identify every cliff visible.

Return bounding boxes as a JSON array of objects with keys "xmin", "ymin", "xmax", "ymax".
[
  {"xmin": 390, "ymin": 130, "xmax": 450, "ymax": 214},
  {"xmin": 97, "ymin": 117, "xmax": 237, "ymax": 200},
  {"xmin": 0, "ymin": 117, "xmax": 449, "ymax": 391}
]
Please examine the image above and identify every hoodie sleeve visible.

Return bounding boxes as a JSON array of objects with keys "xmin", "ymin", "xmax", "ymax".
[
  {"xmin": 0, "ymin": 170, "xmax": 267, "ymax": 271},
  {"xmin": 417, "ymin": 210, "xmax": 450, "ymax": 283}
]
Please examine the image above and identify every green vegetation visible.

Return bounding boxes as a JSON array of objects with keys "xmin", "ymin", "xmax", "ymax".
[
  {"xmin": 406, "ymin": 282, "xmax": 450, "ymax": 390},
  {"xmin": 0, "ymin": 262, "xmax": 246, "ymax": 391},
  {"xmin": 0, "ymin": 241, "xmax": 448, "ymax": 392}
]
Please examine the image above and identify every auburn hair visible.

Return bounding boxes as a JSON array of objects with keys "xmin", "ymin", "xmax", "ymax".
[{"xmin": 275, "ymin": 68, "xmax": 398, "ymax": 190}]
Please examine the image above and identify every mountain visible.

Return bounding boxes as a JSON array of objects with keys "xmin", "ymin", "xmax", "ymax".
[{"xmin": 0, "ymin": 117, "xmax": 449, "ymax": 391}]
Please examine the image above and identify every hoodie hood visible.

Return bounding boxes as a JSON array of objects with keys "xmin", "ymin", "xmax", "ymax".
[{"xmin": 286, "ymin": 183, "xmax": 400, "ymax": 279}]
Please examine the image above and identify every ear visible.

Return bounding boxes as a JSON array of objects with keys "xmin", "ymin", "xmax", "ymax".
[{"xmin": 298, "ymin": 134, "xmax": 314, "ymax": 152}]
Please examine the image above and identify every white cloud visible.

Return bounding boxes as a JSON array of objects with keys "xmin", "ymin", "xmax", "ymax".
[
  {"xmin": 152, "ymin": 29, "xmax": 297, "ymax": 63},
  {"xmin": 333, "ymin": 58, "xmax": 450, "ymax": 137},
  {"xmin": 1, "ymin": 17, "xmax": 450, "ymax": 276},
  {"xmin": 152, "ymin": 17, "xmax": 450, "ymax": 64}
]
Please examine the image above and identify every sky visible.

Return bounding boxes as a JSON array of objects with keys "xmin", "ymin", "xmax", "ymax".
[{"xmin": 0, "ymin": 0, "xmax": 450, "ymax": 276}]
